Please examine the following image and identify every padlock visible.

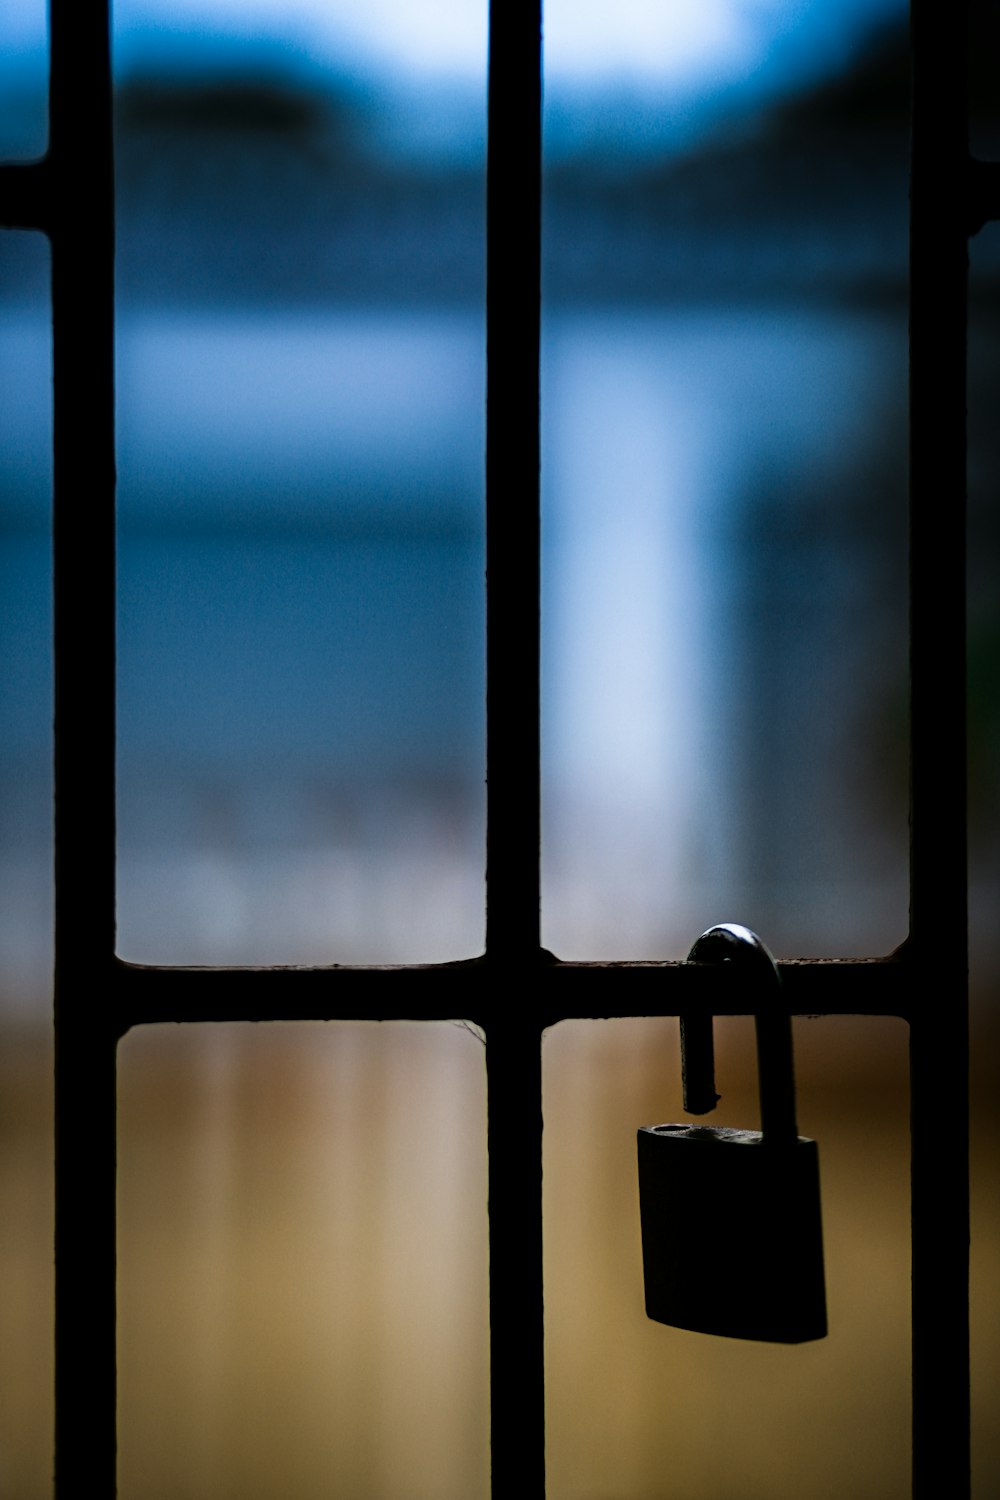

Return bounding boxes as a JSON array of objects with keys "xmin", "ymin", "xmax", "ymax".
[{"xmin": 637, "ymin": 923, "xmax": 827, "ymax": 1343}]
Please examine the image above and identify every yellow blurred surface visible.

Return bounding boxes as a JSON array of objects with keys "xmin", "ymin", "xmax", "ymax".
[{"xmin": 0, "ymin": 1008, "xmax": 996, "ymax": 1498}]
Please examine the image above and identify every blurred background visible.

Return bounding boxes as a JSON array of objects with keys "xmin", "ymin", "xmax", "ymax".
[{"xmin": 1, "ymin": 0, "xmax": 998, "ymax": 1494}]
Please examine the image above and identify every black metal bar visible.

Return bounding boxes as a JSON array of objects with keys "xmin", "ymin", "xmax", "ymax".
[
  {"xmin": 485, "ymin": 1018, "xmax": 545, "ymax": 1500},
  {"xmin": 678, "ymin": 1010, "xmax": 719, "ymax": 1115},
  {"xmin": 909, "ymin": 0, "xmax": 969, "ymax": 962},
  {"xmin": 49, "ymin": 0, "xmax": 118, "ymax": 1493},
  {"xmin": 111, "ymin": 952, "xmax": 915, "ymax": 1030},
  {"xmin": 908, "ymin": 0, "xmax": 971, "ymax": 1492},
  {"xmin": 0, "ymin": 159, "xmax": 51, "ymax": 231},
  {"xmin": 484, "ymin": 0, "xmax": 543, "ymax": 964},
  {"xmin": 965, "ymin": 157, "xmax": 1000, "ymax": 236},
  {"xmin": 484, "ymin": 3, "xmax": 545, "ymax": 1492}
]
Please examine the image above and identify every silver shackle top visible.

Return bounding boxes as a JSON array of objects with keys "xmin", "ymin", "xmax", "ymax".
[{"xmin": 683, "ymin": 923, "xmax": 799, "ymax": 1144}]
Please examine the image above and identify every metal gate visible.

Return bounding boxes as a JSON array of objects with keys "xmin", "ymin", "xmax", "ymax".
[{"xmin": 0, "ymin": 0, "xmax": 976, "ymax": 1493}]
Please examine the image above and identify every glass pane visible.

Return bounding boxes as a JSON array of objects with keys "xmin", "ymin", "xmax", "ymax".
[
  {"xmin": 543, "ymin": 1016, "xmax": 912, "ymax": 1499},
  {"xmin": 0, "ymin": 0, "xmax": 47, "ymax": 159},
  {"xmin": 0, "ymin": 230, "xmax": 53, "ymax": 1499},
  {"xmin": 114, "ymin": 3, "xmax": 486, "ymax": 963},
  {"xmin": 118, "ymin": 1021, "xmax": 489, "ymax": 1500},
  {"xmin": 541, "ymin": 2, "xmax": 909, "ymax": 959}
]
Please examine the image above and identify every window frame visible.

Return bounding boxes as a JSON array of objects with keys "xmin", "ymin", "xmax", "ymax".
[{"xmin": 0, "ymin": 0, "xmax": 977, "ymax": 1493}]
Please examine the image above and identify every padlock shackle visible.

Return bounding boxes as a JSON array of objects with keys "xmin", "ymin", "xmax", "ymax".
[{"xmin": 684, "ymin": 923, "xmax": 799, "ymax": 1145}]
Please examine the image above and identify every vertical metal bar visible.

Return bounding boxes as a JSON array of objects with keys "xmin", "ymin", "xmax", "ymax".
[
  {"xmin": 484, "ymin": 1, "xmax": 545, "ymax": 1496},
  {"xmin": 49, "ymin": 0, "xmax": 119, "ymax": 1493},
  {"xmin": 486, "ymin": 1020, "xmax": 545, "ymax": 1500},
  {"xmin": 485, "ymin": 0, "xmax": 542, "ymax": 963},
  {"xmin": 908, "ymin": 0, "xmax": 970, "ymax": 1493}
]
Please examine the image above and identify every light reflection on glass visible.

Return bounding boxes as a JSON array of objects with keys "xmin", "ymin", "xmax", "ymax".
[
  {"xmin": 115, "ymin": 311, "xmax": 485, "ymax": 964},
  {"xmin": 113, "ymin": 8, "xmax": 486, "ymax": 964},
  {"xmin": 541, "ymin": 11, "xmax": 911, "ymax": 960},
  {"xmin": 0, "ymin": 0, "xmax": 47, "ymax": 159},
  {"xmin": 0, "ymin": 232, "xmax": 53, "ymax": 1500},
  {"xmin": 117, "ymin": 1022, "xmax": 489, "ymax": 1500},
  {"xmin": 0, "ymin": 234, "xmax": 52, "ymax": 1003}
]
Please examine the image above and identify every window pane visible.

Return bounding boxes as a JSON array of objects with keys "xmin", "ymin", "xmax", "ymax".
[
  {"xmin": 0, "ymin": 230, "xmax": 53, "ymax": 1499},
  {"xmin": 0, "ymin": 0, "xmax": 47, "ymax": 159},
  {"xmin": 541, "ymin": 3, "xmax": 909, "ymax": 959},
  {"xmin": 114, "ymin": 4, "xmax": 486, "ymax": 963},
  {"xmin": 543, "ymin": 1016, "xmax": 912, "ymax": 1499},
  {"xmin": 118, "ymin": 1021, "xmax": 489, "ymax": 1500}
]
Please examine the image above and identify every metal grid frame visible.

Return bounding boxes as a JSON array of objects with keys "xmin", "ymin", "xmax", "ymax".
[{"xmin": 0, "ymin": 0, "xmax": 980, "ymax": 1493}]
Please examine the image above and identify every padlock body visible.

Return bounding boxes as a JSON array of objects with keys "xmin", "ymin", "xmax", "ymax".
[{"xmin": 637, "ymin": 1123, "xmax": 826, "ymax": 1343}]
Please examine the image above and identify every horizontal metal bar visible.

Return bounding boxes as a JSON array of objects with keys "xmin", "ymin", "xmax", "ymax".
[{"xmin": 109, "ymin": 952, "xmax": 912, "ymax": 1032}]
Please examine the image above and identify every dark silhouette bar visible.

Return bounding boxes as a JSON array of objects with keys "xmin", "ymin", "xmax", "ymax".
[
  {"xmin": 908, "ymin": 1, "xmax": 971, "ymax": 1493},
  {"xmin": 50, "ymin": 0, "xmax": 119, "ymax": 1492},
  {"xmin": 48, "ymin": 0, "xmax": 119, "ymax": 1494},
  {"xmin": 484, "ymin": 0, "xmax": 542, "ymax": 966},
  {"xmin": 483, "ymin": 2, "xmax": 546, "ymax": 1494},
  {"xmin": 0, "ymin": 160, "xmax": 51, "ymax": 231}
]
